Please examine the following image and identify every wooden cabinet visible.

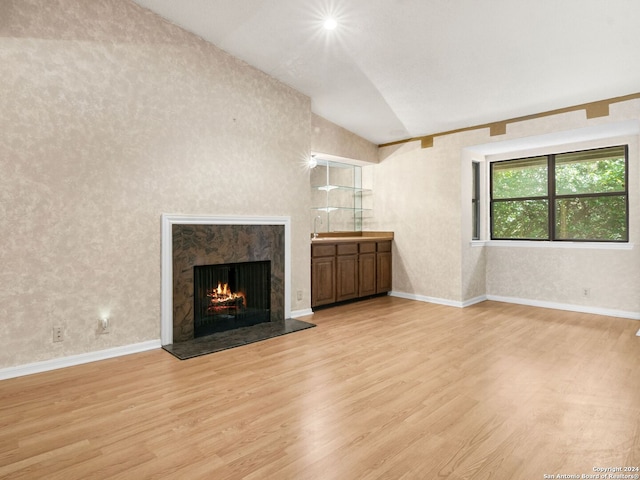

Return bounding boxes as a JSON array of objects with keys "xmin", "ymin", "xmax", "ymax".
[
  {"xmin": 358, "ymin": 242, "xmax": 377, "ymax": 297},
  {"xmin": 311, "ymin": 244, "xmax": 336, "ymax": 307},
  {"xmin": 376, "ymin": 241, "xmax": 392, "ymax": 294},
  {"xmin": 311, "ymin": 238, "xmax": 392, "ymax": 308},
  {"xmin": 336, "ymin": 243, "xmax": 358, "ymax": 302}
]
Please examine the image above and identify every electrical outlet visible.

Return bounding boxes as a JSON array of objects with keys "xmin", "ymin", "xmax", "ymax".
[
  {"xmin": 296, "ymin": 290, "xmax": 303, "ymax": 301},
  {"xmin": 98, "ymin": 318, "xmax": 110, "ymax": 334},
  {"xmin": 582, "ymin": 288, "xmax": 591, "ymax": 297},
  {"xmin": 53, "ymin": 326, "xmax": 63, "ymax": 343}
]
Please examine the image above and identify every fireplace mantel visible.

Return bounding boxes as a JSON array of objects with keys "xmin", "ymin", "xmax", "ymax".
[{"xmin": 161, "ymin": 214, "xmax": 291, "ymax": 346}]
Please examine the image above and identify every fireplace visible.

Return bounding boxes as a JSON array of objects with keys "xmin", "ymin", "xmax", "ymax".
[
  {"xmin": 165, "ymin": 218, "xmax": 288, "ymax": 344},
  {"xmin": 193, "ymin": 260, "xmax": 271, "ymax": 337}
]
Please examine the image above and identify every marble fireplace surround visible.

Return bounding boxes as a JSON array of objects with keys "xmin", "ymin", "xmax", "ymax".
[{"xmin": 161, "ymin": 215, "xmax": 291, "ymax": 346}]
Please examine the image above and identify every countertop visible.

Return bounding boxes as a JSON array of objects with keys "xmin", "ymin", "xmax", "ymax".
[{"xmin": 311, "ymin": 231, "xmax": 394, "ymax": 243}]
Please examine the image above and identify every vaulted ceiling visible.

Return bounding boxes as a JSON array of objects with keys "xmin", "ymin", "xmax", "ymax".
[{"xmin": 132, "ymin": 0, "xmax": 640, "ymax": 145}]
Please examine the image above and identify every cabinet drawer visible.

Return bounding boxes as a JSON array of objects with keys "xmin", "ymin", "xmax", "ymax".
[
  {"xmin": 312, "ymin": 244, "xmax": 336, "ymax": 257},
  {"xmin": 377, "ymin": 241, "xmax": 392, "ymax": 252},
  {"xmin": 337, "ymin": 243, "xmax": 358, "ymax": 255},
  {"xmin": 359, "ymin": 242, "xmax": 376, "ymax": 254}
]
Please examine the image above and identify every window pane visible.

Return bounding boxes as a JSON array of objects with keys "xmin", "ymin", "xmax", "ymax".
[
  {"xmin": 472, "ymin": 200, "xmax": 479, "ymax": 240},
  {"xmin": 492, "ymin": 157, "xmax": 548, "ymax": 199},
  {"xmin": 555, "ymin": 196, "xmax": 627, "ymax": 241},
  {"xmin": 472, "ymin": 162, "xmax": 479, "ymax": 200},
  {"xmin": 555, "ymin": 146, "xmax": 626, "ymax": 195},
  {"xmin": 472, "ymin": 162, "xmax": 480, "ymax": 240},
  {"xmin": 492, "ymin": 200, "xmax": 548, "ymax": 239}
]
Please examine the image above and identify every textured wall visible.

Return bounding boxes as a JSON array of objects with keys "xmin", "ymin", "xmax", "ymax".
[
  {"xmin": 376, "ymin": 100, "xmax": 640, "ymax": 314},
  {"xmin": 0, "ymin": 0, "xmax": 313, "ymax": 368},
  {"xmin": 311, "ymin": 114, "xmax": 378, "ymax": 163},
  {"xmin": 485, "ymin": 243, "xmax": 640, "ymax": 313},
  {"xmin": 369, "ymin": 138, "xmax": 464, "ymax": 302},
  {"xmin": 483, "ymin": 129, "xmax": 640, "ymax": 314},
  {"xmin": 376, "ymin": 100, "xmax": 640, "ymax": 315}
]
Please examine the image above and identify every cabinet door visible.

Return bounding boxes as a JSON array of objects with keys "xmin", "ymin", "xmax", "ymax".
[
  {"xmin": 336, "ymin": 254, "xmax": 358, "ymax": 302},
  {"xmin": 312, "ymin": 256, "xmax": 336, "ymax": 307},
  {"xmin": 358, "ymin": 252, "xmax": 376, "ymax": 297},
  {"xmin": 376, "ymin": 251, "xmax": 392, "ymax": 293}
]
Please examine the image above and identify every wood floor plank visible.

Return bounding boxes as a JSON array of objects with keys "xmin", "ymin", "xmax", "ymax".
[{"xmin": 0, "ymin": 297, "xmax": 639, "ymax": 479}]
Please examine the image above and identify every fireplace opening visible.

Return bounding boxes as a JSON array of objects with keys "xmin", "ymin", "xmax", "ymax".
[{"xmin": 193, "ymin": 261, "xmax": 271, "ymax": 338}]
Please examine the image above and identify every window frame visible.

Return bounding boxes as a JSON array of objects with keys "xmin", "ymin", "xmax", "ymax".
[
  {"xmin": 490, "ymin": 145, "xmax": 629, "ymax": 243},
  {"xmin": 472, "ymin": 161, "xmax": 480, "ymax": 241}
]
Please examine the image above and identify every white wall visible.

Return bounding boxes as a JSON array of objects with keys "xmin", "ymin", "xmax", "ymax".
[
  {"xmin": 311, "ymin": 114, "xmax": 378, "ymax": 164},
  {"xmin": 377, "ymin": 100, "xmax": 640, "ymax": 317},
  {"xmin": 0, "ymin": 0, "xmax": 315, "ymax": 369},
  {"xmin": 369, "ymin": 135, "xmax": 467, "ymax": 303},
  {"xmin": 476, "ymin": 129, "xmax": 640, "ymax": 316}
]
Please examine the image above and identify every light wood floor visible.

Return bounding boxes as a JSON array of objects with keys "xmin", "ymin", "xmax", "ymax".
[{"xmin": 1, "ymin": 297, "xmax": 639, "ymax": 479}]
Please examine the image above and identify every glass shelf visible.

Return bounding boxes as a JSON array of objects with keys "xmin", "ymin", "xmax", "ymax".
[
  {"xmin": 311, "ymin": 206, "xmax": 373, "ymax": 212},
  {"xmin": 310, "ymin": 157, "xmax": 372, "ymax": 232},
  {"xmin": 312, "ymin": 184, "xmax": 372, "ymax": 193}
]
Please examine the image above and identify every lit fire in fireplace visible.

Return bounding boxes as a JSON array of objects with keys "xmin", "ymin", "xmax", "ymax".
[{"xmin": 206, "ymin": 282, "xmax": 246, "ymax": 312}]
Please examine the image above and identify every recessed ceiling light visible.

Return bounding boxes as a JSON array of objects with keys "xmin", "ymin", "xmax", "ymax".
[{"xmin": 323, "ymin": 18, "xmax": 337, "ymax": 30}]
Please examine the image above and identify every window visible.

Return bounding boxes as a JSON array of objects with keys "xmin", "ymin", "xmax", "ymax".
[
  {"xmin": 490, "ymin": 145, "xmax": 628, "ymax": 242},
  {"xmin": 472, "ymin": 162, "xmax": 480, "ymax": 240}
]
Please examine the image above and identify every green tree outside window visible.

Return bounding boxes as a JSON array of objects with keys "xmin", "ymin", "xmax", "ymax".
[{"xmin": 490, "ymin": 146, "xmax": 627, "ymax": 242}]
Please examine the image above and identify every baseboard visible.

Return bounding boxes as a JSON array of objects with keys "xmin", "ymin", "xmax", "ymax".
[
  {"xmin": 389, "ymin": 291, "xmax": 468, "ymax": 308},
  {"xmin": 486, "ymin": 295, "xmax": 640, "ymax": 320},
  {"xmin": 462, "ymin": 295, "xmax": 488, "ymax": 307},
  {"xmin": 291, "ymin": 308, "xmax": 313, "ymax": 318},
  {"xmin": 389, "ymin": 290, "xmax": 640, "ymax": 320},
  {"xmin": 390, "ymin": 292, "xmax": 487, "ymax": 308},
  {"xmin": 0, "ymin": 340, "xmax": 162, "ymax": 381}
]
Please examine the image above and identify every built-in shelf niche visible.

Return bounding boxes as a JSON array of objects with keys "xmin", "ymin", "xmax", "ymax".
[{"xmin": 310, "ymin": 157, "xmax": 372, "ymax": 232}]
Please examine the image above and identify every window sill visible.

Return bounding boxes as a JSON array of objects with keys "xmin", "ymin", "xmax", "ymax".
[{"xmin": 472, "ymin": 240, "xmax": 634, "ymax": 250}]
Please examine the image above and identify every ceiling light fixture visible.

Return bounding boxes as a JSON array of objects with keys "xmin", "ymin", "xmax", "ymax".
[{"xmin": 323, "ymin": 18, "xmax": 337, "ymax": 30}]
